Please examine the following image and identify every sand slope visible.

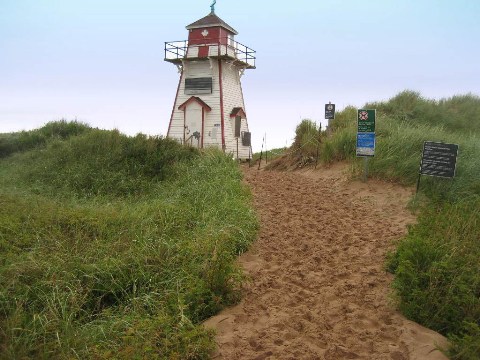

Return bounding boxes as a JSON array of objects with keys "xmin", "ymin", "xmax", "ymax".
[{"xmin": 204, "ymin": 164, "xmax": 448, "ymax": 360}]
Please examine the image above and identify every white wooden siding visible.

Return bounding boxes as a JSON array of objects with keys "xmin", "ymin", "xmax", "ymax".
[
  {"xmin": 167, "ymin": 58, "xmax": 251, "ymax": 159},
  {"xmin": 168, "ymin": 60, "xmax": 221, "ymax": 149},
  {"xmin": 221, "ymin": 63, "xmax": 251, "ymax": 159},
  {"xmin": 207, "ymin": 45, "xmax": 236, "ymax": 58},
  {"xmin": 184, "ymin": 101, "xmax": 202, "ymax": 147},
  {"xmin": 186, "ymin": 46, "xmax": 199, "ymax": 58},
  {"xmin": 208, "ymin": 46, "xmax": 218, "ymax": 57}
]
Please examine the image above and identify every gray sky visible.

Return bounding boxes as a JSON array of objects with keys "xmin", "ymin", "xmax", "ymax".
[{"xmin": 1, "ymin": 0, "xmax": 479, "ymax": 150}]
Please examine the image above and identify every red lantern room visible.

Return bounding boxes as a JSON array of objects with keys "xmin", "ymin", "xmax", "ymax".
[{"xmin": 165, "ymin": 9, "xmax": 255, "ymax": 69}]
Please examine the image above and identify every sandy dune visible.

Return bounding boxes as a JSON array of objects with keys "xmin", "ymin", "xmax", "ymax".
[{"xmin": 204, "ymin": 163, "xmax": 448, "ymax": 360}]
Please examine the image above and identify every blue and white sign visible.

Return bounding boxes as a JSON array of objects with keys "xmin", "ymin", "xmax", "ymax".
[{"xmin": 356, "ymin": 132, "xmax": 375, "ymax": 157}]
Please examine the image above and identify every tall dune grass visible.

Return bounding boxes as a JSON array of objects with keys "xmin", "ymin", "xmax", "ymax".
[
  {"xmin": 0, "ymin": 120, "xmax": 91, "ymax": 158},
  {"xmin": 323, "ymin": 93, "xmax": 480, "ymax": 200},
  {"xmin": 0, "ymin": 123, "xmax": 258, "ymax": 359}
]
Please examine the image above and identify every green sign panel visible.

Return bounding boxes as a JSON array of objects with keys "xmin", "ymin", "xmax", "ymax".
[{"xmin": 357, "ymin": 109, "xmax": 376, "ymax": 132}]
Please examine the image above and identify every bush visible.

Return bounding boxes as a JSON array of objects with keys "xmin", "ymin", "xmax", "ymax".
[{"xmin": 448, "ymin": 322, "xmax": 480, "ymax": 360}]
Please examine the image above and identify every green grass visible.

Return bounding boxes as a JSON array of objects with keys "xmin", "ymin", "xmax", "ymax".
[
  {"xmin": 386, "ymin": 200, "xmax": 480, "ymax": 326},
  {"xmin": 322, "ymin": 94, "xmax": 480, "ymax": 200},
  {"xmin": 319, "ymin": 91, "xmax": 480, "ymax": 359},
  {"xmin": 0, "ymin": 123, "xmax": 258, "ymax": 359},
  {"xmin": 262, "ymin": 119, "xmax": 326, "ymax": 169},
  {"xmin": 367, "ymin": 90, "xmax": 480, "ymax": 134},
  {"xmin": 0, "ymin": 120, "xmax": 91, "ymax": 158},
  {"xmin": 252, "ymin": 147, "xmax": 287, "ymax": 163}
]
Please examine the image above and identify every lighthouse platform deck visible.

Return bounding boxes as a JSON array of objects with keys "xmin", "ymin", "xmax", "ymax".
[{"xmin": 164, "ymin": 38, "xmax": 256, "ymax": 69}]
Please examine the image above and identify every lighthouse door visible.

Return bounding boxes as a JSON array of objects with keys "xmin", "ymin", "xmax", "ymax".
[{"xmin": 184, "ymin": 103, "xmax": 202, "ymax": 148}]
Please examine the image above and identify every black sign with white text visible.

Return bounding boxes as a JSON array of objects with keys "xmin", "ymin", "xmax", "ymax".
[
  {"xmin": 420, "ymin": 141, "xmax": 459, "ymax": 178},
  {"xmin": 325, "ymin": 104, "xmax": 335, "ymax": 120}
]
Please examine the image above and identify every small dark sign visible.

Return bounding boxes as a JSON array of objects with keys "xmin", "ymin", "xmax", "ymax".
[
  {"xmin": 242, "ymin": 132, "xmax": 251, "ymax": 146},
  {"xmin": 185, "ymin": 77, "xmax": 212, "ymax": 95},
  {"xmin": 325, "ymin": 103, "xmax": 335, "ymax": 120},
  {"xmin": 420, "ymin": 141, "xmax": 459, "ymax": 178},
  {"xmin": 357, "ymin": 109, "xmax": 376, "ymax": 133}
]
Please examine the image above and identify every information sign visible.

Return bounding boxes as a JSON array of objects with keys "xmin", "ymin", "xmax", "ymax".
[
  {"xmin": 356, "ymin": 132, "xmax": 375, "ymax": 157},
  {"xmin": 357, "ymin": 109, "xmax": 376, "ymax": 133},
  {"xmin": 420, "ymin": 141, "xmax": 459, "ymax": 178},
  {"xmin": 325, "ymin": 103, "xmax": 336, "ymax": 120}
]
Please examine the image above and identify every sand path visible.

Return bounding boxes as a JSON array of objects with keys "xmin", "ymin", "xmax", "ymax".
[{"xmin": 204, "ymin": 163, "xmax": 448, "ymax": 360}]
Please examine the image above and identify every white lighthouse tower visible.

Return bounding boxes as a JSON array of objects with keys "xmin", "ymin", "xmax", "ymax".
[{"xmin": 165, "ymin": 2, "xmax": 255, "ymax": 160}]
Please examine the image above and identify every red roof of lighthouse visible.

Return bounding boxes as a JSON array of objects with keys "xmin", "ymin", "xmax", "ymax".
[
  {"xmin": 230, "ymin": 107, "xmax": 247, "ymax": 118},
  {"xmin": 186, "ymin": 13, "xmax": 238, "ymax": 35},
  {"xmin": 178, "ymin": 96, "xmax": 212, "ymax": 111}
]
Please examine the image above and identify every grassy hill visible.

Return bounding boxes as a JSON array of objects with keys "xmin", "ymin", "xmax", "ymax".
[
  {"xmin": 322, "ymin": 91, "xmax": 480, "ymax": 200},
  {"xmin": 0, "ymin": 122, "xmax": 258, "ymax": 359},
  {"xmin": 290, "ymin": 91, "xmax": 480, "ymax": 359}
]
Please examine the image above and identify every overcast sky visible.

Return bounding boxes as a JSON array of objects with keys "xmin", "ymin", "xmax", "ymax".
[{"xmin": 1, "ymin": 0, "xmax": 479, "ymax": 150}]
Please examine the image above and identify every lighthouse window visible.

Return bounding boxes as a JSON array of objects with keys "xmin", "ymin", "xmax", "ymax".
[{"xmin": 185, "ymin": 77, "xmax": 212, "ymax": 95}]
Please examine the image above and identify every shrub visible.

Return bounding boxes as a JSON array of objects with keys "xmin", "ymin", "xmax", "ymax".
[{"xmin": 448, "ymin": 322, "xmax": 480, "ymax": 360}]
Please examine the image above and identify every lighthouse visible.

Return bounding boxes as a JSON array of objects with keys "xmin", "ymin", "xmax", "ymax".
[{"xmin": 165, "ymin": 2, "xmax": 255, "ymax": 160}]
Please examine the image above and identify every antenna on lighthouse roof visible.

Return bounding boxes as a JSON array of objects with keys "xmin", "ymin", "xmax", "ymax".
[{"xmin": 210, "ymin": 0, "xmax": 216, "ymax": 14}]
